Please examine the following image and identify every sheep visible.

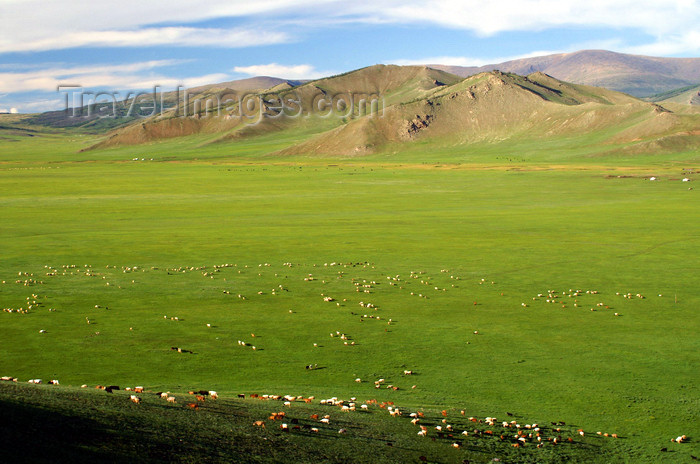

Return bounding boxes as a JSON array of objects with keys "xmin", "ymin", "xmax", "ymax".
[
  {"xmin": 130, "ymin": 395, "xmax": 141, "ymax": 404},
  {"xmin": 166, "ymin": 396, "xmax": 176, "ymax": 403}
]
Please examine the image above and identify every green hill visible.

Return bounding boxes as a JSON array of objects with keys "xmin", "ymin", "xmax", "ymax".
[
  {"xmin": 646, "ymin": 84, "xmax": 700, "ymax": 105},
  {"xmin": 79, "ymin": 66, "xmax": 700, "ymax": 159},
  {"xmin": 279, "ymin": 70, "xmax": 696, "ymax": 157}
]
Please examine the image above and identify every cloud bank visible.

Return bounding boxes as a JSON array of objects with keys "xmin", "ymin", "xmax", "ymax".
[{"xmin": 1, "ymin": 1, "xmax": 699, "ymax": 55}]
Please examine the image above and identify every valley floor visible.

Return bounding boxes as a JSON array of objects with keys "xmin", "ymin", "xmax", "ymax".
[{"xmin": 0, "ymin": 130, "xmax": 698, "ymax": 462}]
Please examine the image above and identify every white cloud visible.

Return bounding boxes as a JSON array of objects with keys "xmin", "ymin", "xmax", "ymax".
[
  {"xmin": 0, "ymin": 60, "xmax": 236, "ymax": 112},
  {"xmin": 390, "ymin": 50, "xmax": 565, "ymax": 68},
  {"xmin": 10, "ymin": 108, "xmax": 18, "ymax": 113},
  {"xmin": 1, "ymin": 1, "xmax": 699, "ymax": 55},
  {"xmin": 5, "ymin": 98, "xmax": 65, "ymax": 113},
  {"xmin": 0, "ymin": 60, "xmax": 228, "ymax": 93},
  {"xmin": 0, "ymin": 27, "xmax": 289, "ymax": 53},
  {"xmin": 365, "ymin": 1, "xmax": 700, "ymax": 38},
  {"xmin": 621, "ymin": 30, "xmax": 700, "ymax": 56},
  {"xmin": 233, "ymin": 63, "xmax": 331, "ymax": 79},
  {"xmin": 0, "ymin": 0, "xmax": 310, "ymax": 53}
]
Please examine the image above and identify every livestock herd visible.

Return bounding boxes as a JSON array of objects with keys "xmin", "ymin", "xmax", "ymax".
[
  {"xmin": 0, "ymin": 260, "xmax": 688, "ymax": 459},
  {"xmin": 1, "ymin": 375, "xmax": 693, "ymax": 458}
]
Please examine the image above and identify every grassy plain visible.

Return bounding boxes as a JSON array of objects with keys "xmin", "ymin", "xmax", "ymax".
[{"xmin": 1, "ymin": 126, "xmax": 699, "ymax": 462}]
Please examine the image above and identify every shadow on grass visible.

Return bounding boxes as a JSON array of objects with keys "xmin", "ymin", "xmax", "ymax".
[{"xmin": 0, "ymin": 399, "xmax": 145, "ymax": 463}]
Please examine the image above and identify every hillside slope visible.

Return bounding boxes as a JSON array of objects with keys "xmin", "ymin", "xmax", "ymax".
[
  {"xmin": 280, "ymin": 71, "xmax": 689, "ymax": 157},
  {"xmin": 647, "ymin": 85, "xmax": 700, "ymax": 105},
  {"xmin": 64, "ymin": 65, "xmax": 700, "ymax": 159},
  {"xmin": 26, "ymin": 76, "xmax": 302, "ymax": 133},
  {"xmin": 0, "ymin": 383, "xmax": 614, "ymax": 464},
  {"xmin": 87, "ymin": 65, "xmax": 462, "ymax": 149}
]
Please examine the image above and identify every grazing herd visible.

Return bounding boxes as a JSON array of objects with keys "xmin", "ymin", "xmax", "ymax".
[
  {"xmin": 0, "ymin": 260, "xmax": 688, "ymax": 459},
  {"xmin": 1, "ymin": 373, "xmax": 694, "ymax": 457}
]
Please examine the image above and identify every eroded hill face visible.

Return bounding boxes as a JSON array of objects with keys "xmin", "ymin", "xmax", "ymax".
[
  {"xmin": 86, "ymin": 65, "xmax": 463, "ymax": 150},
  {"xmin": 279, "ymin": 71, "xmax": 692, "ymax": 157}
]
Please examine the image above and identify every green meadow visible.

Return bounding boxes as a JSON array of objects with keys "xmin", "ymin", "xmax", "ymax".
[{"xmin": 1, "ymin": 128, "xmax": 699, "ymax": 462}]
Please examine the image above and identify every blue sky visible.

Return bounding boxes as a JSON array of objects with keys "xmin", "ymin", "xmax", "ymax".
[{"xmin": 1, "ymin": 0, "xmax": 699, "ymax": 113}]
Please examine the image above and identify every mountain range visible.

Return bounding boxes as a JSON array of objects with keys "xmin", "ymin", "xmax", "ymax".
[
  {"xmin": 430, "ymin": 49, "xmax": 700, "ymax": 97},
  {"xmin": 9, "ymin": 49, "xmax": 700, "ymax": 158}
]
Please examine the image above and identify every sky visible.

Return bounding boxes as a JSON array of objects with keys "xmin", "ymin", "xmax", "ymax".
[{"xmin": 1, "ymin": 0, "xmax": 700, "ymax": 113}]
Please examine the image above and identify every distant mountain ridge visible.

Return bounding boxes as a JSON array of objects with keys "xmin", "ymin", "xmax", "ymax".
[
  {"xmin": 429, "ymin": 50, "xmax": 700, "ymax": 97},
  {"xmin": 24, "ymin": 50, "xmax": 700, "ymax": 135},
  {"xmin": 26, "ymin": 76, "xmax": 305, "ymax": 132}
]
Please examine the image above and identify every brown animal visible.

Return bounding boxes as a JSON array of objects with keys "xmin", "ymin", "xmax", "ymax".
[
  {"xmin": 196, "ymin": 395, "xmax": 206, "ymax": 402},
  {"xmin": 253, "ymin": 420, "xmax": 265, "ymax": 428}
]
